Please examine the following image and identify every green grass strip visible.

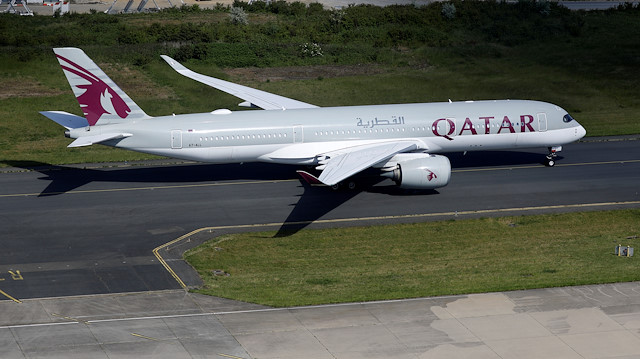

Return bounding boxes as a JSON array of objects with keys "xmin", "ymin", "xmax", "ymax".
[{"xmin": 185, "ymin": 209, "xmax": 640, "ymax": 307}]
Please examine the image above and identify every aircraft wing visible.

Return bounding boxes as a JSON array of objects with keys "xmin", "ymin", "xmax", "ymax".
[
  {"xmin": 160, "ymin": 55, "xmax": 318, "ymax": 111},
  {"xmin": 317, "ymin": 141, "xmax": 419, "ymax": 185}
]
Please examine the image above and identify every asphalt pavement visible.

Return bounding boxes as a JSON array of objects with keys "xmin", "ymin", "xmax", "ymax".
[{"xmin": 0, "ymin": 137, "xmax": 639, "ymax": 301}]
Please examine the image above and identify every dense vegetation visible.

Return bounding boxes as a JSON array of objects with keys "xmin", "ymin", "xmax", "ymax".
[
  {"xmin": 1, "ymin": 1, "xmax": 639, "ymax": 166},
  {"xmin": 0, "ymin": 0, "xmax": 624, "ymax": 66}
]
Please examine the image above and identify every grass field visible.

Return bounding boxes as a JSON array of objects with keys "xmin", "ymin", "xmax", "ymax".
[{"xmin": 185, "ymin": 209, "xmax": 640, "ymax": 307}]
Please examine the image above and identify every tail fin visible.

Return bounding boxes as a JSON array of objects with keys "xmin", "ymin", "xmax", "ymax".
[{"xmin": 53, "ymin": 47, "xmax": 150, "ymax": 126}]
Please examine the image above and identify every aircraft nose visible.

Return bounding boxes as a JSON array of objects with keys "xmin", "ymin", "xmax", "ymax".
[{"xmin": 576, "ymin": 125, "xmax": 587, "ymax": 139}]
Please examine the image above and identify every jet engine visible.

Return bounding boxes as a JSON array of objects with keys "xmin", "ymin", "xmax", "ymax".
[{"xmin": 382, "ymin": 154, "xmax": 451, "ymax": 189}]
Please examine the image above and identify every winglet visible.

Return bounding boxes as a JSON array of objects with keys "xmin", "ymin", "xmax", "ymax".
[
  {"xmin": 296, "ymin": 170, "xmax": 325, "ymax": 186},
  {"xmin": 160, "ymin": 55, "xmax": 189, "ymax": 72}
]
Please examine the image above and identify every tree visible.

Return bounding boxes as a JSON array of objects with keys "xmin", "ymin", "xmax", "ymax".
[{"xmin": 229, "ymin": 6, "xmax": 249, "ymax": 25}]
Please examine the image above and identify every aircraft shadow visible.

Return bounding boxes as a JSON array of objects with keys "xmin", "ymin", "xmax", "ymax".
[
  {"xmin": 274, "ymin": 184, "xmax": 361, "ymax": 237},
  {"xmin": 4, "ymin": 148, "xmax": 554, "ymax": 237},
  {"xmin": 446, "ymin": 150, "xmax": 561, "ymax": 168},
  {"xmin": 1, "ymin": 161, "xmax": 299, "ymax": 197},
  {"xmin": 273, "ymin": 175, "xmax": 442, "ymax": 237},
  {"xmin": 4, "ymin": 149, "xmax": 550, "ymax": 197}
]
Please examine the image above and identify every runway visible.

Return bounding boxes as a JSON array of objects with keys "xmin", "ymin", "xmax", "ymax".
[{"xmin": 0, "ymin": 137, "xmax": 639, "ymax": 301}]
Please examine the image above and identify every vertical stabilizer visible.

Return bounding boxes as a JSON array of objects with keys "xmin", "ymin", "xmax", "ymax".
[{"xmin": 53, "ymin": 47, "xmax": 150, "ymax": 126}]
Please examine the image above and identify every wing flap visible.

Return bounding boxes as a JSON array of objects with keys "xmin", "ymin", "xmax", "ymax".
[
  {"xmin": 318, "ymin": 141, "xmax": 419, "ymax": 185},
  {"xmin": 160, "ymin": 55, "xmax": 318, "ymax": 111},
  {"xmin": 68, "ymin": 133, "xmax": 132, "ymax": 148}
]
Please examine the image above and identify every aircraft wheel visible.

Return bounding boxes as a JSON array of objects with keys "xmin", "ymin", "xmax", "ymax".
[
  {"xmin": 331, "ymin": 183, "xmax": 341, "ymax": 191},
  {"xmin": 347, "ymin": 181, "xmax": 356, "ymax": 190},
  {"xmin": 545, "ymin": 159, "xmax": 555, "ymax": 167}
]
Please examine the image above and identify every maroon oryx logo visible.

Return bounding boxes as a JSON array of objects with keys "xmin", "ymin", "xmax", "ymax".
[
  {"xmin": 425, "ymin": 169, "xmax": 437, "ymax": 182},
  {"xmin": 57, "ymin": 54, "xmax": 130, "ymax": 126}
]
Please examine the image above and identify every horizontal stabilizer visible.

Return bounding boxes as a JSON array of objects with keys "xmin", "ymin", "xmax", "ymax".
[
  {"xmin": 40, "ymin": 111, "xmax": 89, "ymax": 129},
  {"xmin": 68, "ymin": 133, "xmax": 132, "ymax": 148}
]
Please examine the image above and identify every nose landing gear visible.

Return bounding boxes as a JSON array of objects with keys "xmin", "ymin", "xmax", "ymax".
[{"xmin": 545, "ymin": 146, "xmax": 562, "ymax": 167}]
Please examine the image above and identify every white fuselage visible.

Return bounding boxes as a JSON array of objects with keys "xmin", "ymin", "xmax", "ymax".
[{"xmin": 68, "ymin": 100, "xmax": 586, "ymax": 165}]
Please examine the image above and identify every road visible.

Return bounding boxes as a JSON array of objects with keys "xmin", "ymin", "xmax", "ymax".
[{"xmin": 0, "ymin": 137, "xmax": 639, "ymax": 301}]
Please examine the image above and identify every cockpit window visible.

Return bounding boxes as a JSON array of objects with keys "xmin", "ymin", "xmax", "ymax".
[{"xmin": 563, "ymin": 114, "xmax": 575, "ymax": 123}]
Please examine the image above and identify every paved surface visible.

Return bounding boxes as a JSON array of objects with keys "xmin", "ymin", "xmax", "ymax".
[
  {"xmin": 0, "ymin": 137, "xmax": 639, "ymax": 357},
  {"xmin": 1, "ymin": 138, "xmax": 639, "ymax": 301},
  {"xmin": 4, "ymin": 282, "xmax": 640, "ymax": 358}
]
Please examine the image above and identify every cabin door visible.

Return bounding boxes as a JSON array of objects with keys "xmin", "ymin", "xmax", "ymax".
[{"xmin": 171, "ymin": 130, "xmax": 182, "ymax": 149}]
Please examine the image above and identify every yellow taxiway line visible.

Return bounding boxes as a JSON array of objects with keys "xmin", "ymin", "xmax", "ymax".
[
  {"xmin": 130, "ymin": 333, "xmax": 161, "ymax": 341},
  {"xmin": 0, "ymin": 289, "xmax": 22, "ymax": 303},
  {"xmin": 217, "ymin": 354, "xmax": 245, "ymax": 359}
]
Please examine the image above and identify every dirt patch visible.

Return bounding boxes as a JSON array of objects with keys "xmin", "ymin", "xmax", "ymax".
[
  {"xmin": 100, "ymin": 63, "xmax": 176, "ymax": 100},
  {"xmin": 1, "ymin": 65, "xmax": 175, "ymax": 102},
  {"xmin": 224, "ymin": 64, "xmax": 387, "ymax": 83},
  {"xmin": 0, "ymin": 78, "xmax": 65, "ymax": 99}
]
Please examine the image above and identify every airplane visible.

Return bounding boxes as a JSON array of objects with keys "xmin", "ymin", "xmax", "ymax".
[{"xmin": 41, "ymin": 47, "xmax": 586, "ymax": 190}]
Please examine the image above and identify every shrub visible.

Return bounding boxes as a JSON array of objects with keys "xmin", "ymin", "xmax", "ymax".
[
  {"xmin": 172, "ymin": 43, "xmax": 209, "ymax": 61},
  {"xmin": 300, "ymin": 42, "xmax": 323, "ymax": 57},
  {"xmin": 441, "ymin": 2, "xmax": 456, "ymax": 20},
  {"xmin": 307, "ymin": 2, "xmax": 324, "ymax": 16},
  {"xmin": 229, "ymin": 6, "xmax": 248, "ymax": 25}
]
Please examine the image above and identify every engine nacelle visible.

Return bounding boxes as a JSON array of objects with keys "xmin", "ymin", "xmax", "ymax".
[{"xmin": 385, "ymin": 154, "xmax": 451, "ymax": 189}]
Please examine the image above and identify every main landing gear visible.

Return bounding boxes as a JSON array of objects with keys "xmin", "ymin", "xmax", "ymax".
[
  {"xmin": 331, "ymin": 181, "xmax": 357, "ymax": 191},
  {"xmin": 296, "ymin": 170, "xmax": 358, "ymax": 190},
  {"xmin": 545, "ymin": 146, "xmax": 562, "ymax": 167}
]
